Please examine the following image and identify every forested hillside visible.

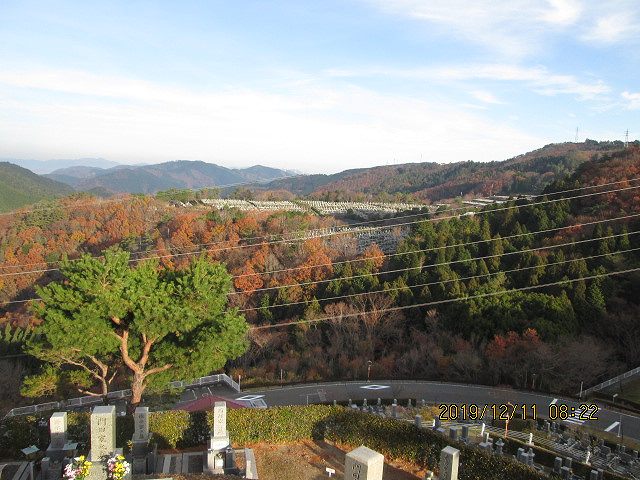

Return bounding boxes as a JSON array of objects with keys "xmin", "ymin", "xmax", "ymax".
[
  {"xmin": 0, "ymin": 147, "xmax": 639, "ymax": 410},
  {"xmin": 0, "ymin": 163, "xmax": 74, "ymax": 213},
  {"xmin": 261, "ymin": 140, "xmax": 632, "ymax": 202}
]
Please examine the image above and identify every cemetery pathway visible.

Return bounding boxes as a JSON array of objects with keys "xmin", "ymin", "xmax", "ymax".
[{"xmin": 234, "ymin": 380, "xmax": 640, "ymax": 441}]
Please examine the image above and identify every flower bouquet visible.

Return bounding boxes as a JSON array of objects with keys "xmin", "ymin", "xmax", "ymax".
[
  {"xmin": 106, "ymin": 454, "xmax": 130, "ymax": 480},
  {"xmin": 63, "ymin": 456, "xmax": 92, "ymax": 480}
]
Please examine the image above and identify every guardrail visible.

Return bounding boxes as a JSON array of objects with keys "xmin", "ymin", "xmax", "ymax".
[
  {"xmin": 582, "ymin": 365, "xmax": 640, "ymax": 397},
  {"xmin": 4, "ymin": 373, "xmax": 240, "ymax": 419}
]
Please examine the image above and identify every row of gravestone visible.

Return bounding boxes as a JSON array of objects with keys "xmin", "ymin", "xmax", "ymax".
[
  {"xmin": 30, "ymin": 401, "xmax": 254, "ymax": 479},
  {"xmin": 39, "ymin": 406, "xmax": 142, "ymax": 480},
  {"xmin": 345, "ymin": 398, "xmax": 634, "ymax": 480},
  {"xmin": 345, "ymin": 444, "xmax": 460, "ymax": 480}
]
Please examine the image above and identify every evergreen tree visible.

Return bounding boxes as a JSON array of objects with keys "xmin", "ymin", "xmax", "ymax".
[
  {"xmin": 259, "ymin": 294, "xmax": 273, "ymax": 322},
  {"xmin": 27, "ymin": 248, "xmax": 248, "ymax": 405},
  {"xmin": 586, "ymin": 282, "xmax": 606, "ymax": 322}
]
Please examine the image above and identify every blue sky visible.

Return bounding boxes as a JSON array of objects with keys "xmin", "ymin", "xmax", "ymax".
[{"xmin": 0, "ymin": 0, "xmax": 638, "ymax": 173}]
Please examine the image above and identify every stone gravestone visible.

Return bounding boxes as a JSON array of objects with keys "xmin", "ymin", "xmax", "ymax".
[
  {"xmin": 344, "ymin": 446, "xmax": 384, "ymax": 480},
  {"xmin": 91, "ymin": 406, "xmax": 116, "ymax": 459},
  {"xmin": 391, "ymin": 404, "xmax": 398, "ymax": 419},
  {"xmin": 526, "ymin": 448, "xmax": 535, "ymax": 466},
  {"xmin": 88, "ymin": 406, "xmax": 117, "ymax": 480},
  {"xmin": 206, "ymin": 401, "xmax": 231, "ymax": 474},
  {"xmin": 131, "ymin": 407, "xmax": 151, "ymax": 475},
  {"xmin": 461, "ymin": 425, "xmax": 469, "ymax": 443},
  {"xmin": 133, "ymin": 407, "xmax": 150, "ymax": 442},
  {"xmin": 46, "ymin": 412, "xmax": 67, "ymax": 461},
  {"xmin": 439, "ymin": 446, "xmax": 459, "ymax": 480}
]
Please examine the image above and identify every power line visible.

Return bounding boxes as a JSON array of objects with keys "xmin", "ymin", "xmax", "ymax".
[
  {"xmin": 2, "ymin": 175, "xmax": 639, "ymax": 268},
  {"xmin": 4, "ymin": 263, "xmax": 638, "ymax": 355},
  {"xmin": 249, "ymin": 267, "xmax": 640, "ymax": 331},
  {"xmin": 1, "ymin": 182, "xmax": 639, "ymax": 276},
  {"xmin": 227, "ymin": 229, "xmax": 635, "ymax": 295},
  {"xmin": 4, "ymin": 227, "xmax": 631, "ymax": 306},
  {"xmin": 229, "ymin": 213, "xmax": 639, "ymax": 280},
  {"xmin": 2, "ymin": 211, "xmax": 638, "ymax": 281},
  {"xmin": 237, "ymin": 246, "xmax": 640, "ymax": 313},
  {"xmin": 4, "ymin": 265, "xmax": 636, "ymax": 362},
  {"xmin": 129, "ymin": 174, "xmax": 640, "ymax": 250}
]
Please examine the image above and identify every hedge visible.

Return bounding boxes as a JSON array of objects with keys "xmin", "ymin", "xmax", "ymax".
[
  {"xmin": 323, "ymin": 410, "xmax": 545, "ymax": 480},
  {"xmin": 0, "ymin": 405, "xmax": 341, "ymax": 456},
  {"xmin": 0, "ymin": 406, "xmax": 624, "ymax": 480}
]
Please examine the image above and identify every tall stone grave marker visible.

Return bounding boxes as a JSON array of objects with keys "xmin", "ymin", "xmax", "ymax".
[
  {"xmin": 344, "ymin": 446, "xmax": 384, "ymax": 480},
  {"xmin": 133, "ymin": 407, "xmax": 150, "ymax": 442},
  {"xmin": 46, "ymin": 412, "xmax": 67, "ymax": 461},
  {"xmin": 132, "ymin": 407, "xmax": 151, "ymax": 474},
  {"xmin": 206, "ymin": 401, "xmax": 231, "ymax": 474},
  {"xmin": 88, "ymin": 406, "xmax": 117, "ymax": 480},
  {"xmin": 439, "ymin": 446, "xmax": 460, "ymax": 480},
  {"xmin": 91, "ymin": 406, "xmax": 116, "ymax": 460}
]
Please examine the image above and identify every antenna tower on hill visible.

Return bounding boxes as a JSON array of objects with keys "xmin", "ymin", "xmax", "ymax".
[
  {"xmin": 575, "ymin": 127, "xmax": 579, "ymax": 143},
  {"xmin": 625, "ymin": 129, "xmax": 629, "ymax": 148}
]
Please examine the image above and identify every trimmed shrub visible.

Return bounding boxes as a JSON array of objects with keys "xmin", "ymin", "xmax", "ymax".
[{"xmin": 323, "ymin": 410, "xmax": 545, "ymax": 480}]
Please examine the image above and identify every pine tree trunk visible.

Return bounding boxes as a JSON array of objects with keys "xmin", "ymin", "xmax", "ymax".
[
  {"xmin": 100, "ymin": 377, "xmax": 109, "ymax": 396},
  {"xmin": 131, "ymin": 372, "xmax": 145, "ymax": 406}
]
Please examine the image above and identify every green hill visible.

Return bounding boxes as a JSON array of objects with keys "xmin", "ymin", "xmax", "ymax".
[{"xmin": 0, "ymin": 162, "xmax": 74, "ymax": 212}]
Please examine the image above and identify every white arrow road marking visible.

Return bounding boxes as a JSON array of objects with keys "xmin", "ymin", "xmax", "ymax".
[
  {"xmin": 605, "ymin": 421, "xmax": 620, "ymax": 432},
  {"xmin": 236, "ymin": 394, "xmax": 266, "ymax": 401}
]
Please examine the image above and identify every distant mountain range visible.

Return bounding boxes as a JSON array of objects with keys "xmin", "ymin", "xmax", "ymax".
[
  {"xmin": 42, "ymin": 160, "xmax": 295, "ymax": 194},
  {"xmin": 0, "ymin": 163, "xmax": 73, "ymax": 212},
  {"xmin": 0, "ymin": 139, "xmax": 635, "ymax": 212},
  {"xmin": 1, "ymin": 157, "xmax": 120, "ymax": 174},
  {"xmin": 258, "ymin": 140, "xmax": 633, "ymax": 201}
]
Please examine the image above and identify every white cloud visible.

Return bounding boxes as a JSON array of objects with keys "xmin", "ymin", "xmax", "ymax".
[
  {"xmin": 365, "ymin": 0, "xmax": 640, "ymax": 54},
  {"xmin": 0, "ymin": 68, "xmax": 545, "ymax": 172},
  {"xmin": 364, "ymin": 0, "xmax": 582, "ymax": 56},
  {"xmin": 326, "ymin": 63, "xmax": 609, "ymax": 100},
  {"xmin": 542, "ymin": 0, "xmax": 583, "ymax": 25},
  {"xmin": 469, "ymin": 90, "xmax": 503, "ymax": 104},
  {"xmin": 583, "ymin": 13, "xmax": 640, "ymax": 44},
  {"xmin": 622, "ymin": 91, "xmax": 640, "ymax": 110}
]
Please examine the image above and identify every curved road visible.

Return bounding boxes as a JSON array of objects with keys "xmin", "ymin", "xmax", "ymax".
[{"xmin": 230, "ymin": 380, "xmax": 640, "ymax": 442}]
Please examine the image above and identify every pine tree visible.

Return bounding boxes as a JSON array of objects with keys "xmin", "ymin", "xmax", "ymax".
[
  {"xmin": 619, "ymin": 224, "xmax": 631, "ymax": 250},
  {"xmin": 27, "ymin": 248, "xmax": 248, "ymax": 405},
  {"xmin": 586, "ymin": 282, "xmax": 606, "ymax": 321}
]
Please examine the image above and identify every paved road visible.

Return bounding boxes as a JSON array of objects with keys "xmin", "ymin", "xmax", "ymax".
[{"xmin": 229, "ymin": 380, "xmax": 640, "ymax": 441}]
